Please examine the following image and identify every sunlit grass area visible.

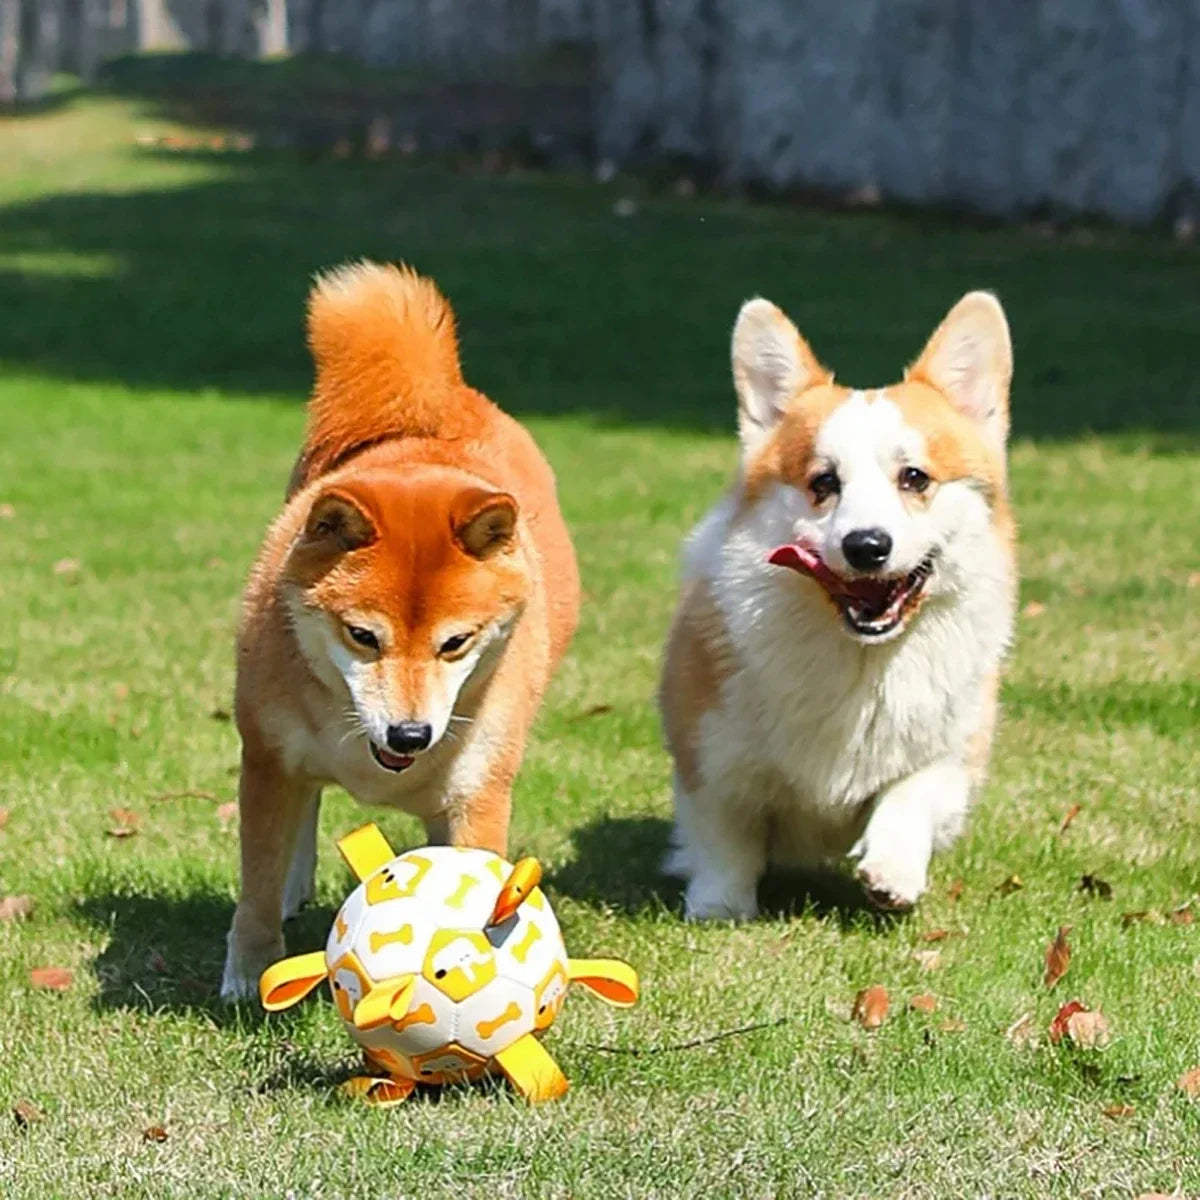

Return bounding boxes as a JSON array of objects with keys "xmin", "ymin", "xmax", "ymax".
[{"xmin": 0, "ymin": 72, "xmax": 1197, "ymax": 1198}]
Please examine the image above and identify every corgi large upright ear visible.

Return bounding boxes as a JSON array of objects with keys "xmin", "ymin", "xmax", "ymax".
[
  {"xmin": 907, "ymin": 292, "xmax": 1013, "ymax": 451},
  {"xmin": 731, "ymin": 298, "xmax": 831, "ymax": 460}
]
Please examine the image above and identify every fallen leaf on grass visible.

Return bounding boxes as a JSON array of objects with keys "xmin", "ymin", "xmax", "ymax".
[
  {"xmin": 1101, "ymin": 1103, "xmax": 1135, "ymax": 1119},
  {"xmin": 0, "ymin": 807, "xmax": 10, "ymax": 829},
  {"xmin": 996, "ymin": 874, "xmax": 1024, "ymax": 897},
  {"xmin": 142, "ymin": 1125, "xmax": 168, "ymax": 1143},
  {"xmin": 919, "ymin": 929, "xmax": 951, "ymax": 943},
  {"xmin": 0, "ymin": 503, "xmax": 14, "ymax": 519},
  {"xmin": 571, "ymin": 703, "xmax": 614, "ymax": 721},
  {"xmin": 216, "ymin": 802, "xmax": 238, "ymax": 828},
  {"xmin": 912, "ymin": 949, "xmax": 942, "ymax": 972},
  {"xmin": 1048, "ymin": 1000, "xmax": 1088, "ymax": 1043},
  {"xmin": 1065, "ymin": 1008, "xmax": 1111, "ymax": 1049},
  {"xmin": 938, "ymin": 1018, "xmax": 967, "ymax": 1034},
  {"xmin": 1022, "ymin": 600, "xmax": 1046, "ymax": 619},
  {"xmin": 1044, "ymin": 926, "xmax": 1072, "ymax": 988},
  {"xmin": 106, "ymin": 807, "xmax": 141, "ymax": 838},
  {"xmin": 852, "ymin": 985, "xmax": 889, "ymax": 1030},
  {"xmin": 1058, "ymin": 803, "xmax": 1082, "ymax": 833},
  {"xmin": 30, "ymin": 967, "xmax": 73, "ymax": 991},
  {"xmin": 0, "ymin": 895, "xmax": 34, "ymax": 922},
  {"xmin": 1169, "ymin": 902, "xmax": 1194, "ymax": 926},
  {"xmin": 112, "ymin": 682, "xmax": 130, "ymax": 701},
  {"xmin": 52, "ymin": 557, "xmax": 81, "ymax": 576},
  {"xmin": 1005, "ymin": 1012, "xmax": 1037, "ymax": 1047},
  {"xmin": 12, "ymin": 1100, "xmax": 43, "ymax": 1128},
  {"xmin": 909, "ymin": 993, "xmax": 938, "ymax": 1013},
  {"xmin": 1122, "ymin": 910, "xmax": 1165, "ymax": 926},
  {"xmin": 1079, "ymin": 874, "xmax": 1113, "ymax": 899},
  {"xmin": 1177, "ymin": 1066, "xmax": 1200, "ymax": 1097},
  {"xmin": 946, "ymin": 879, "xmax": 964, "ymax": 902}
]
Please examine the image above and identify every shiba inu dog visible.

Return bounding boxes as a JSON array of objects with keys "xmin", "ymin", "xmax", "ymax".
[
  {"xmin": 659, "ymin": 292, "xmax": 1015, "ymax": 919},
  {"xmin": 220, "ymin": 262, "xmax": 579, "ymax": 999}
]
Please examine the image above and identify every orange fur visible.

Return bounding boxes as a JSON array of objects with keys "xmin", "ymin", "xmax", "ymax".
[{"xmin": 222, "ymin": 262, "xmax": 580, "ymax": 1000}]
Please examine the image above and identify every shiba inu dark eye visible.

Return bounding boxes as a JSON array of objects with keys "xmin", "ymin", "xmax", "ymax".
[
  {"xmin": 346, "ymin": 624, "xmax": 380, "ymax": 650},
  {"xmin": 438, "ymin": 632, "xmax": 473, "ymax": 657},
  {"xmin": 809, "ymin": 470, "xmax": 840, "ymax": 502},
  {"xmin": 899, "ymin": 466, "xmax": 931, "ymax": 494}
]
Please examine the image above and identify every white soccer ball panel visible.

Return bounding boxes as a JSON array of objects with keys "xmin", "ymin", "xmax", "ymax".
[{"xmin": 453, "ymin": 975, "xmax": 535, "ymax": 1059}]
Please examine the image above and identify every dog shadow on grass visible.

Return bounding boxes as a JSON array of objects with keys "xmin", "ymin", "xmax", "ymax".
[
  {"xmin": 73, "ymin": 888, "xmax": 336, "ymax": 1028},
  {"xmin": 548, "ymin": 815, "xmax": 890, "ymax": 929}
]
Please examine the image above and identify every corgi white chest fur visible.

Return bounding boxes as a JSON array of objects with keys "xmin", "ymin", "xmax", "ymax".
[{"xmin": 660, "ymin": 293, "xmax": 1016, "ymax": 920}]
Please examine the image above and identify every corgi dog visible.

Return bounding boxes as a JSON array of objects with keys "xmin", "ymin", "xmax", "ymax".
[
  {"xmin": 659, "ymin": 292, "xmax": 1015, "ymax": 920},
  {"xmin": 220, "ymin": 262, "xmax": 579, "ymax": 999}
]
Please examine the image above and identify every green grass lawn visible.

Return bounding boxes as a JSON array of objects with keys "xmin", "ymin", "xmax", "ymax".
[{"xmin": 1, "ymin": 75, "xmax": 1198, "ymax": 1199}]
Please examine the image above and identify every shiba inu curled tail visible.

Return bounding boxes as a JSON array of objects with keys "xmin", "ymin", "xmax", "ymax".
[{"xmin": 221, "ymin": 262, "xmax": 579, "ymax": 1000}]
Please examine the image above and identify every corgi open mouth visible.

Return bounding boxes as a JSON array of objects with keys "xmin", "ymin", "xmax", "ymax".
[
  {"xmin": 767, "ymin": 543, "xmax": 936, "ymax": 639},
  {"xmin": 370, "ymin": 743, "xmax": 416, "ymax": 773}
]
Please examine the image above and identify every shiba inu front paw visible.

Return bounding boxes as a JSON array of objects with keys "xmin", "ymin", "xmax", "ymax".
[{"xmin": 220, "ymin": 932, "xmax": 285, "ymax": 1003}]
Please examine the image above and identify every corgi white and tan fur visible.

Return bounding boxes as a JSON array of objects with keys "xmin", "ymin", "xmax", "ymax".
[
  {"xmin": 220, "ymin": 262, "xmax": 579, "ymax": 999},
  {"xmin": 660, "ymin": 292, "xmax": 1016, "ymax": 919}
]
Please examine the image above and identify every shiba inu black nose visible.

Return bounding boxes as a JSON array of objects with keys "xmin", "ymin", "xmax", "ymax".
[
  {"xmin": 386, "ymin": 721, "xmax": 433, "ymax": 753},
  {"xmin": 842, "ymin": 528, "xmax": 893, "ymax": 571}
]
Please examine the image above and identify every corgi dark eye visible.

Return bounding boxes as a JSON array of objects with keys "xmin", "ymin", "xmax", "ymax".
[
  {"xmin": 809, "ymin": 470, "xmax": 840, "ymax": 502},
  {"xmin": 899, "ymin": 466, "xmax": 931, "ymax": 494},
  {"xmin": 438, "ymin": 632, "xmax": 473, "ymax": 657},
  {"xmin": 346, "ymin": 624, "xmax": 380, "ymax": 650}
]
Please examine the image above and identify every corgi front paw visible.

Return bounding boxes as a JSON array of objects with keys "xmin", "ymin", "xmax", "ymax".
[
  {"xmin": 683, "ymin": 874, "xmax": 759, "ymax": 922},
  {"xmin": 854, "ymin": 858, "xmax": 927, "ymax": 912}
]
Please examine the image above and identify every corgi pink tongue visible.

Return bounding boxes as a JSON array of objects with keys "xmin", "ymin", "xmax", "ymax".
[{"xmin": 767, "ymin": 543, "xmax": 890, "ymax": 602}]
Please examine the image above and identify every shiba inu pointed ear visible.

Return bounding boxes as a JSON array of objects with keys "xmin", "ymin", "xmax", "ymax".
[
  {"xmin": 908, "ymin": 291, "xmax": 1013, "ymax": 450},
  {"xmin": 301, "ymin": 487, "xmax": 378, "ymax": 553},
  {"xmin": 453, "ymin": 488, "xmax": 518, "ymax": 559},
  {"xmin": 732, "ymin": 298, "xmax": 831, "ymax": 459}
]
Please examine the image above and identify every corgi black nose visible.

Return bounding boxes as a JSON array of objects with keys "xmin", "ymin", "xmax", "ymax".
[
  {"xmin": 842, "ymin": 528, "xmax": 893, "ymax": 571},
  {"xmin": 386, "ymin": 721, "xmax": 433, "ymax": 753}
]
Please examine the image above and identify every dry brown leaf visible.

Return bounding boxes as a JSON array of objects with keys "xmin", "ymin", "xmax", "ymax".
[
  {"xmin": 1021, "ymin": 600, "xmax": 1046, "ymax": 618},
  {"xmin": 912, "ymin": 949, "xmax": 942, "ymax": 972},
  {"xmin": 216, "ymin": 802, "xmax": 238, "ymax": 827},
  {"xmin": 909, "ymin": 992, "xmax": 938, "ymax": 1013},
  {"xmin": 1079, "ymin": 874, "xmax": 1113, "ymax": 900},
  {"xmin": 1187, "ymin": 571, "xmax": 1200, "ymax": 589},
  {"xmin": 0, "ymin": 503, "xmax": 14, "ymax": 519},
  {"xmin": 1177, "ymin": 1066, "xmax": 1200, "ymax": 1097},
  {"xmin": 0, "ymin": 807, "xmax": 9, "ymax": 830},
  {"xmin": 938, "ymin": 1018, "xmax": 967, "ymax": 1033},
  {"xmin": 1169, "ymin": 902, "xmax": 1194, "ymax": 926},
  {"xmin": 1101, "ymin": 1103, "xmax": 1135, "ymax": 1119},
  {"xmin": 12, "ymin": 1100, "xmax": 43, "ymax": 1128},
  {"xmin": 52, "ymin": 557, "xmax": 80, "ymax": 576},
  {"xmin": 1044, "ymin": 926, "xmax": 1072, "ymax": 988},
  {"xmin": 1122, "ymin": 910, "xmax": 1165, "ymax": 927},
  {"xmin": 920, "ymin": 929, "xmax": 951, "ymax": 943},
  {"xmin": 142, "ymin": 1125, "xmax": 168, "ymax": 1143},
  {"xmin": 997, "ymin": 874, "xmax": 1024, "ymax": 897},
  {"xmin": 1049, "ymin": 1000, "xmax": 1089, "ymax": 1043},
  {"xmin": 1058, "ymin": 803, "xmax": 1083, "ymax": 834},
  {"xmin": 0, "ymin": 895, "xmax": 34, "ymax": 922},
  {"xmin": 106, "ymin": 807, "xmax": 141, "ymax": 838},
  {"xmin": 30, "ymin": 967, "xmax": 73, "ymax": 991},
  {"xmin": 1005, "ymin": 1012, "xmax": 1037, "ymax": 1047},
  {"xmin": 852, "ymin": 985, "xmax": 889, "ymax": 1030},
  {"xmin": 1066, "ymin": 1008, "xmax": 1111, "ymax": 1049},
  {"xmin": 946, "ymin": 879, "xmax": 964, "ymax": 902}
]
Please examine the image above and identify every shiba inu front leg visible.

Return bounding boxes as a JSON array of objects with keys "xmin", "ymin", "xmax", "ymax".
[
  {"xmin": 221, "ymin": 752, "xmax": 314, "ymax": 1001},
  {"xmin": 668, "ymin": 783, "xmax": 765, "ymax": 922},
  {"xmin": 282, "ymin": 789, "xmax": 321, "ymax": 920},
  {"xmin": 852, "ymin": 760, "xmax": 970, "ymax": 911},
  {"xmin": 424, "ymin": 768, "xmax": 513, "ymax": 857}
]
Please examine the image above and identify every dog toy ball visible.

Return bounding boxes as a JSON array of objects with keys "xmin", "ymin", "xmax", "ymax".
[{"xmin": 259, "ymin": 823, "xmax": 639, "ymax": 1105}]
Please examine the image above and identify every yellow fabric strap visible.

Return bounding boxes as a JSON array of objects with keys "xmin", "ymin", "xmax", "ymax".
[
  {"xmin": 567, "ymin": 958, "xmax": 640, "ymax": 1007},
  {"xmin": 339, "ymin": 1075, "xmax": 415, "ymax": 1107},
  {"xmin": 352, "ymin": 977, "xmax": 416, "ymax": 1031},
  {"xmin": 337, "ymin": 823, "xmax": 395, "ymax": 881},
  {"xmin": 259, "ymin": 951, "xmax": 328, "ymax": 1011},
  {"xmin": 493, "ymin": 1034, "xmax": 569, "ymax": 1103}
]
